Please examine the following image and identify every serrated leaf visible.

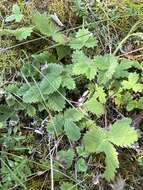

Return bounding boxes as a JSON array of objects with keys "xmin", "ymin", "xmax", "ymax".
[
  {"xmin": 5, "ymin": 4, "xmax": 23, "ymax": 22},
  {"xmin": 76, "ymin": 158, "xmax": 88, "ymax": 172},
  {"xmin": 100, "ymin": 142, "xmax": 119, "ymax": 181},
  {"xmin": 57, "ymin": 149, "xmax": 74, "ymax": 168},
  {"xmin": 108, "ymin": 118, "xmax": 138, "ymax": 147},
  {"xmin": 6, "ymin": 27, "xmax": 33, "ymax": 41},
  {"xmin": 61, "ymin": 65, "xmax": 75, "ymax": 89},
  {"xmin": 115, "ymin": 59, "xmax": 134, "ymax": 78},
  {"xmin": 32, "ymin": 12, "xmax": 58, "ymax": 36},
  {"xmin": 23, "ymin": 86, "xmax": 42, "ymax": 103},
  {"xmin": 83, "ymin": 126, "xmax": 119, "ymax": 181},
  {"xmin": 32, "ymin": 12, "xmax": 67, "ymax": 44},
  {"xmin": 83, "ymin": 127, "xmax": 106, "ymax": 153},
  {"xmin": 83, "ymin": 117, "xmax": 139, "ymax": 181},
  {"xmin": 47, "ymin": 92, "xmax": 66, "ymax": 111},
  {"xmin": 94, "ymin": 54, "xmax": 118, "ymax": 84},
  {"xmin": 56, "ymin": 45, "xmax": 71, "ymax": 60},
  {"xmin": 70, "ymin": 28, "xmax": 97, "ymax": 49},
  {"xmin": 102, "ymin": 55, "xmax": 118, "ymax": 84},
  {"xmin": 60, "ymin": 182, "xmax": 76, "ymax": 190},
  {"xmin": 61, "ymin": 75, "xmax": 76, "ymax": 90},
  {"xmin": 5, "ymin": 83, "xmax": 19, "ymax": 93},
  {"xmin": 40, "ymin": 75, "xmax": 62, "ymax": 95},
  {"xmin": 17, "ymin": 84, "xmax": 29, "ymax": 96},
  {"xmin": 26, "ymin": 105, "xmax": 36, "ymax": 117},
  {"xmin": 122, "ymin": 72, "xmax": 143, "ymax": 92},
  {"xmin": 84, "ymin": 96, "xmax": 104, "ymax": 116},
  {"xmin": 32, "ymin": 51, "xmax": 57, "ymax": 63},
  {"xmin": 47, "ymin": 114, "xmax": 64, "ymax": 135},
  {"xmin": 43, "ymin": 64, "xmax": 63, "ymax": 75},
  {"xmin": 76, "ymin": 146, "xmax": 89, "ymax": 158},
  {"xmin": 95, "ymin": 85, "xmax": 106, "ymax": 104},
  {"xmin": 64, "ymin": 108, "xmax": 84, "ymax": 122},
  {"xmin": 72, "ymin": 50, "xmax": 97, "ymax": 80},
  {"xmin": 64, "ymin": 120, "xmax": 81, "ymax": 141}
]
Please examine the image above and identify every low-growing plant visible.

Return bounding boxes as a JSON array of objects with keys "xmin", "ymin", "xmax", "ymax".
[{"xmin": 0, "ymin": 3, "xmax": 143, "ymax": 189}]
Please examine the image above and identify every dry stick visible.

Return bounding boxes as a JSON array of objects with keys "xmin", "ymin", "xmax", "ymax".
[
  {"xmin": 113, "ymin": 32, "xmax": 143, "ymax": 55},
  {"xmin": 0, "ymin": 36, "xmax": 44, "ymax": 52},
  {"xmin": 49, "ymin": 135, "xmax": 54, "ymax": 190},
  {"xmin": 119, "ymin": 47, "xmax": 143, "ymax": 57}
]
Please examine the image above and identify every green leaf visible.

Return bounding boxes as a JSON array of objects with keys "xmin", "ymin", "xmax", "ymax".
[
  {"xmin": 100, "ymin": 142, "xmax": 119, "ymax": 181},
  {"xmin": 64, "ymin": 120, "xmax": 81, "ymax": 141},
  {"xmin": 101, "ymin": 55, "xmax": 118, "ymax": 84},
  {"xmin": 70, "ymin": 28, "xmax": 97, "ymax": 49},
  {"xmin": 84, "ymin": 96, "xmax": 104, "ymax": 116},
  {"xmin": 57, "ymin": 149, "xmax": 74, "ymax": 168},
  {"xmin": 5, "ymin": 27, "xmax": 33, "ymax": 41},
  {"xmin": 76, "ymin": 146, "xmax": 89, "ymax": 158},
  {"xmin": 83, "ymin": 127, "xmax": 106, "ymax": 153},
  {"xmin": 40, "ymin": 75, "xmax": 62, "ymax": 95},
  {"xmin": 26, "ymin": 105, "xmax": 36, "ymax": 117},
  {"xmin": 108, "ymin": 118, "xmax": 138, "ymax": 147},
  {"xmin": 32, "ymin": 12, "xmax": 58, "ymax": 36},
  {"xmin": 14, "ymin": 27, "xmax": 33, "ymax": 41},
  {"xmin": 83, "ymin": 126, "xmax": 119, "ymax": 181},
  {"xmin": 56, "ymin": 45, "xmax": 71, "ymax": 60},
  {"xmin": 83, "ymin": 117, "xmax": 138, "ymax": 181},
  {"xmin": 76, "ymin": 158, "xmax": 88, "ymax": 172},
  {"xmin": 52, "ymin": 32, "xmax": 68, "ymax": 44},
  {"xmin": 72, "ymin": 50, "xmax": 97, "ymax": 80},
  {"xmin": 5, "ymin": 84, "xmax": 19, "ymax": 93},
  {"xmin": 61, "ymin": 75, "xmax": 76, "ymax": 90},
  {"xmin": 115, "ymin": 59, "xmax": 134, "ymax": 78},
  {"xmin": 0, "ymin": 122, "xmax": 4, "ymax": 129},
  {"xmin": 42, "ymin": 63, "xmax": 63, "ymax": 76},
  {"xmin": 32, "ymin": 12, "xmax": 67, "ymax": 44},
  {"xmin": 5, "ymin": 4, "xmax": 23, "ymax": 22},
  {"xmin": 60, "ymin": 182, "xmax": 76, "ymax": 190},
  {"xmin": 47, "ymin": 92, "xmax": 66, "ymax": 111},
  {"xmin": 61, "ymin": 65, "xmax": 76, "ymax": 89},
  {"xmin": 95, "ymin": 85, "xmax": 107, "ymax": 104},
  {"xmin": 23, "ymin": 86, "xmax": 42, "ymax": 103},
  {"xmin": 122, "ymin": 72, "xmax": 143, "ymax": 92},
  {"xmin": 94, "ymin": 54, "xmax": 118, "ymax": 84},
  {"xmin": 32, "ymin": 51, "xmax": 57, "ymax": 63},
  {"xmin": 64, "ymin": 108, "xmax": 84, "ymax": 122},
  {"xmin": 47, "ymin": 114, "xmax": 64, "ymax": 135}
]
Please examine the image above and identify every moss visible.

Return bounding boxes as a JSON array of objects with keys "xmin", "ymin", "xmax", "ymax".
[
  {"xmin": 0, "ymin": 39, "xmax": 21, "ymax": 71},
  {"xmin": 26, "ymin": 176, "xmax": 50, "ymax": 190},
  {"xmin": 29, "ymin": 0, "xmax": 73, "ymax": 22},
  {"xmin": 0, "ymin": 0, "xmax": 14, "ymax": 16},
  {"xmin": 48, "ymin": 0, "xmax": 72, "ymax": 21}
]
